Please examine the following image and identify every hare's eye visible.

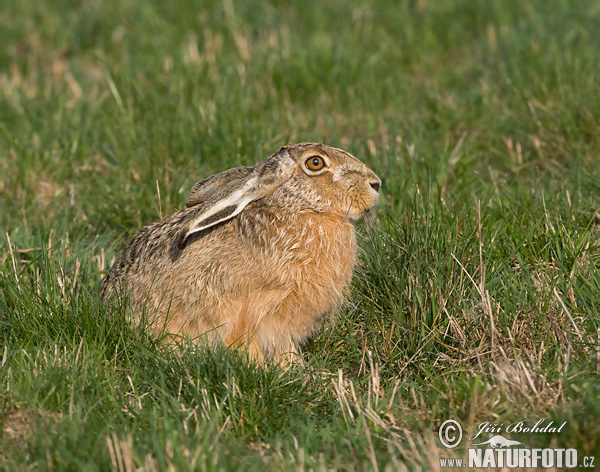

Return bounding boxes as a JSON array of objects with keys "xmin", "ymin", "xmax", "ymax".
[{"xmin": 305, "ymin": 156, "xmax": 325, "ymax": 171}]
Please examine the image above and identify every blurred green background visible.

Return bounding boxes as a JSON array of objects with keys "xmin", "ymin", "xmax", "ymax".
[{"xmin": 1, "ymin": 0, "xmax": 599, "ymax": 469}]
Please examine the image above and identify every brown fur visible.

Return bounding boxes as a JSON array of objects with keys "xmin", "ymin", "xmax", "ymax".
[{"xmin": 102, "ymin": 143, "xmax": 380, "ymax": 362}]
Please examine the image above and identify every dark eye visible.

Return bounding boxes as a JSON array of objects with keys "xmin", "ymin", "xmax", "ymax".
[{"xmin": 305, "ymin": 156, "xmax": 325, "ymax": 171}]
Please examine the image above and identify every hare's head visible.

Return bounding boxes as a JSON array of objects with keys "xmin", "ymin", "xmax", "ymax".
[
  {"xmin": 269, "ymin": 143, "xmax": 381, "ymax": 220},
  {"xmin": 183, "ymin": 143, "xmax": 381, "ymax": 241}
]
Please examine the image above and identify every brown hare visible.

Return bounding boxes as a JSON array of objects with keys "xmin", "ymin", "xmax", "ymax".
[{"xmin": 102, "ymin": 143, "xmax": 381, "ymax": 363}]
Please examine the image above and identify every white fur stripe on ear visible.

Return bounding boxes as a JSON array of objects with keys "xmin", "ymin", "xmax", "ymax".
[{"xmin": 183, "ymin": 177, "xmax": 259, "ymax": 240}]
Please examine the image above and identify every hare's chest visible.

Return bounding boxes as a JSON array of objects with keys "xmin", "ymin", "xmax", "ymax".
[
  {"xmin": 236, "ymin": 210, "xmax": 357, "ymax": 293},
  {"xmin": 272, "ymin": 214, "xmax": 357, "ymax": 290}
]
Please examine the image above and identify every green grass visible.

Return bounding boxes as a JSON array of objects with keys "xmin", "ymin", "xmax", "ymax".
[{"xmin": 1, "ymin": 0, "xmax": 599, "ymax": 469}]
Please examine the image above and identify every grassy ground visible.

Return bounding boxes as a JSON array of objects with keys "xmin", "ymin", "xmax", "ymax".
[{"xmin": 1, "ymin": 0, "xmax": 599, "ymax": 469}]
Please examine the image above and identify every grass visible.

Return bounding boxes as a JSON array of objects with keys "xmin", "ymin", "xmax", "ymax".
[{"xmin": 1, "ymin": 0, "xmax": 599, "ymax": 469}]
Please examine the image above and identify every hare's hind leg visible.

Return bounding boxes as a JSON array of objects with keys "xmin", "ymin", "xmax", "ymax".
[
  {"xmin": 225, "ymin": 331, "xmax": 264, "ymax": 363},
  {"xmin": 246, "ymin": 340, "xmax": 265, "ymax": 364},
  {"xmin": 272, "ymin": 343, "xmax": 302, "ymax": 368},
  {"xmin": 223, "ymin": 307, "xmax": 265, "ymax": 363}
]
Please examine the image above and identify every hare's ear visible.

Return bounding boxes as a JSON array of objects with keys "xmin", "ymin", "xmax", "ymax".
[
  {"xmin": 183, "ymin": 176, "xmax": 260, "ymax": 241},
  {"xmin": 182, "ymin": 152, "xmax": 296, "ymax": 242},
  {"xmin": 186, "ymin": 167, "xmax": 254, "ymax": 207}
]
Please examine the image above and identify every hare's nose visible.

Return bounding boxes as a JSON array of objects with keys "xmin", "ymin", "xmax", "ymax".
[{"xmin": 366, "ymin": 169, "xmax": 381, "ymax": 192}]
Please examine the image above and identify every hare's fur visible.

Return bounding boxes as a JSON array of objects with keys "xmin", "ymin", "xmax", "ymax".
[{"xmin": 102, "ymin": 143, "xmax": 380, "ymax": 362}]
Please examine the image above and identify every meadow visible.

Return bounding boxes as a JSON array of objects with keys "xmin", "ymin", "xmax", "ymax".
[{"xmin": 1, "ymin": 0, "xmax": 599, "ymax": 469}]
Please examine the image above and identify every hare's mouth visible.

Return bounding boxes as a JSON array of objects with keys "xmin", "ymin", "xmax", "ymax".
[
  {"xmin": 346, "ymin": 204, "xmax": 378, "ymax": 222},
  {"xmin": 363, "ymin": 206, "xmax": 379, "ymax": 221}
]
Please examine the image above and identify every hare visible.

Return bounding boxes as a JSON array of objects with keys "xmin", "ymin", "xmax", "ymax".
[{"xmin": 102, "ymin": 143, "xmax": 381, "ymax": 363}]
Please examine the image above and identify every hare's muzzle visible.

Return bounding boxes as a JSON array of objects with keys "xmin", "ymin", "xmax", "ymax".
[
  {"xmin": 343, "ymin": 169, "xmax": 381, "ymax": 221},
  {"xmin": 369, "ymin": 179, "xmax": 381, "ymax": 193},
  {"xmin": 367, "ymin": 170, "xmax": 382, "ymax": 195}
]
